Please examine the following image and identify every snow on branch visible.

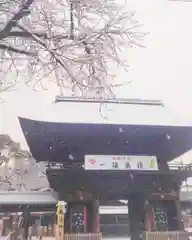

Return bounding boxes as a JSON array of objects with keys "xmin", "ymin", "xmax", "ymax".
[{"xmin": 0, "ymin": 0, "xmax": 146, "ymax": 97}]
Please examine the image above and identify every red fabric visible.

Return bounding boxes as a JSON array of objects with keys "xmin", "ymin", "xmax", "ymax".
[
  {"xmin": 84, "ymin": 207, "xmax": 87, "ymax": 232},
  {"xmin": 149, "ymin": 208, "xmax": 155, "ymax": 231}
]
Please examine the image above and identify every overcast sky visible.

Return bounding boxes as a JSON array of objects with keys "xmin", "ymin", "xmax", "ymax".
[{"xmin": 1, "ymin": 0, "xmax": 192, "ymax": 165}]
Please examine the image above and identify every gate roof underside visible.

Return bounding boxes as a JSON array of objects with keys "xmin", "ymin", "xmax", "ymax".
[
  {"xmin": 0, "ymin": 190, "xmax": 191, "ymax": 208},
  {"xmin": 46, "ymin": 168, "xmax": 186, "ymax": 200}
]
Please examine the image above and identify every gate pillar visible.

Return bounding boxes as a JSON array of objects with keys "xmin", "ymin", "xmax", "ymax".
[
  {"xmin": 128, "ymin": 194, "xmax": 145, "ymax": 240},
  {"xmin": 66, "ymin": 200, "xmax": 100, "ymax": 233}
]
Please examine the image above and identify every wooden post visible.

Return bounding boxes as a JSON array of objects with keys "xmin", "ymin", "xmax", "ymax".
[
  {"xmin": 92, "ymin": 200, "xmax": 100, "ymax": 233},
  {"xmin": 23, "ymin": 207, "xmax": 30, "ymax": 240},
  {"xmin": 175, "ymin": 199, "xmax": 184, "ymax": 231},
  {"xmin": 128, "ymin": 194, "xmax": 145, "ymax": 240}
]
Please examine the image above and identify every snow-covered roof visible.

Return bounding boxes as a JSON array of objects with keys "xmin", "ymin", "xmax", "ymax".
[
  {"xmin": 18, "ymin": 98, "xmax": 192, "ymax": 163},
  {"xmin": 0, "ymin": 191, "xmax": 58, "ymax": 205},
  {"xmin": 19, "ymin": 98, "xmax": 192, "ymax": 127}
]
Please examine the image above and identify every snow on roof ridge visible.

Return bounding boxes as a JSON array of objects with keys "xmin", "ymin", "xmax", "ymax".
[{"xmin": 55, "ymin": 96, "xmax": 164, "ymax": 106}]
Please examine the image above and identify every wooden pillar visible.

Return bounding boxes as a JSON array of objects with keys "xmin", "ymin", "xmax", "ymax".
[
  {"xmin": 96, "ymin": 200, "xmax": 100, "ymax": 233},
  {"xmin": 68, "ymin": 202, "xmax": 73, "ymax": 233},
  {"xmin": 85, "ymin": 200, "xmax": 100, "ymax": 233},
  {"xmin": 175, "ymin": 199, "xmax": 184, "ymax": 231},
  {"xmin": 68, "ymin": 202, "xmax": 85, "ymax": 233},
  {"xmin": 89, "ymin": 200, "xmax": 100, "ymax": 233},
  {"xmin": 23, "ymin": 207, "xmax": 30, "ymax": 240},
  {"xmin": 64, "ymin": 204, "xmax": 69, "ymax": 233},
  {"xmin": 128, "ymin": 194, "xmax": 145, "ymax": 240}
]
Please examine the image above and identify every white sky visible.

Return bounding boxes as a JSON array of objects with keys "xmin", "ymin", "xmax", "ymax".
[{"xmin": 1, "ymin": 0, "xmax": 192, "ymax": 166}]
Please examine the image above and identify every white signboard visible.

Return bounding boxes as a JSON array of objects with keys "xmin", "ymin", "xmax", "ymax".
[{"xmin": 84, "ymin": 155, "xmax": 158, "ymax": 171}]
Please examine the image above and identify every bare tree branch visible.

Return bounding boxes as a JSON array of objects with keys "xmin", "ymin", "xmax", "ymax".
[
  {"xmin": 8, "ymin": 31, "xmax": 70, "ymax": 40},
  {"xmin": 0, "ymin": 0, "xmax": 147, "ymax": 96},
  {"xmin": 8, "ymin": 31, "xmax": 48, "ymax": 38},
  {"xmin": 0, "ymin": 0, "xmax": 34, "ymax": 40},
  {"xmin": 0, "ymin": 43, "xmax": 34, "ymax": 55},
  {"xmin": 0, "ymin": 134, "xmax": 49, "ymax": 191}
]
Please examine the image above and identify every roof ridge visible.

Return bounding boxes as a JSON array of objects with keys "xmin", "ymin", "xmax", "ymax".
[{"xmin": 55, "ymin": 96, "xmax": 164, "ymax": 106}]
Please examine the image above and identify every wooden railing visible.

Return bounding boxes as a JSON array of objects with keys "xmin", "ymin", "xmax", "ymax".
[
  {"xmin": 6, "ymin": 228, "xmax": 102, "ymax": 240},
  {"xmin": 63, "ymin": 233, "xmax": 102, "ymax": 240},
  {"xmin": 143, "ymin": 231, "xmax": 190, "ymax": 240}
]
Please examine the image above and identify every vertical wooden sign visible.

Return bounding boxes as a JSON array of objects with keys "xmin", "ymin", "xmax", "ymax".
[{"xmin": 56, "ymin": 201, "xmax": 66, "ymax": 240}]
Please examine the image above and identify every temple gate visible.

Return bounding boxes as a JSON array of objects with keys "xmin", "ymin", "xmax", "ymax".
[{"xmin": 19, "ymin": 97, "xmax": 192, "ymax": 240}]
